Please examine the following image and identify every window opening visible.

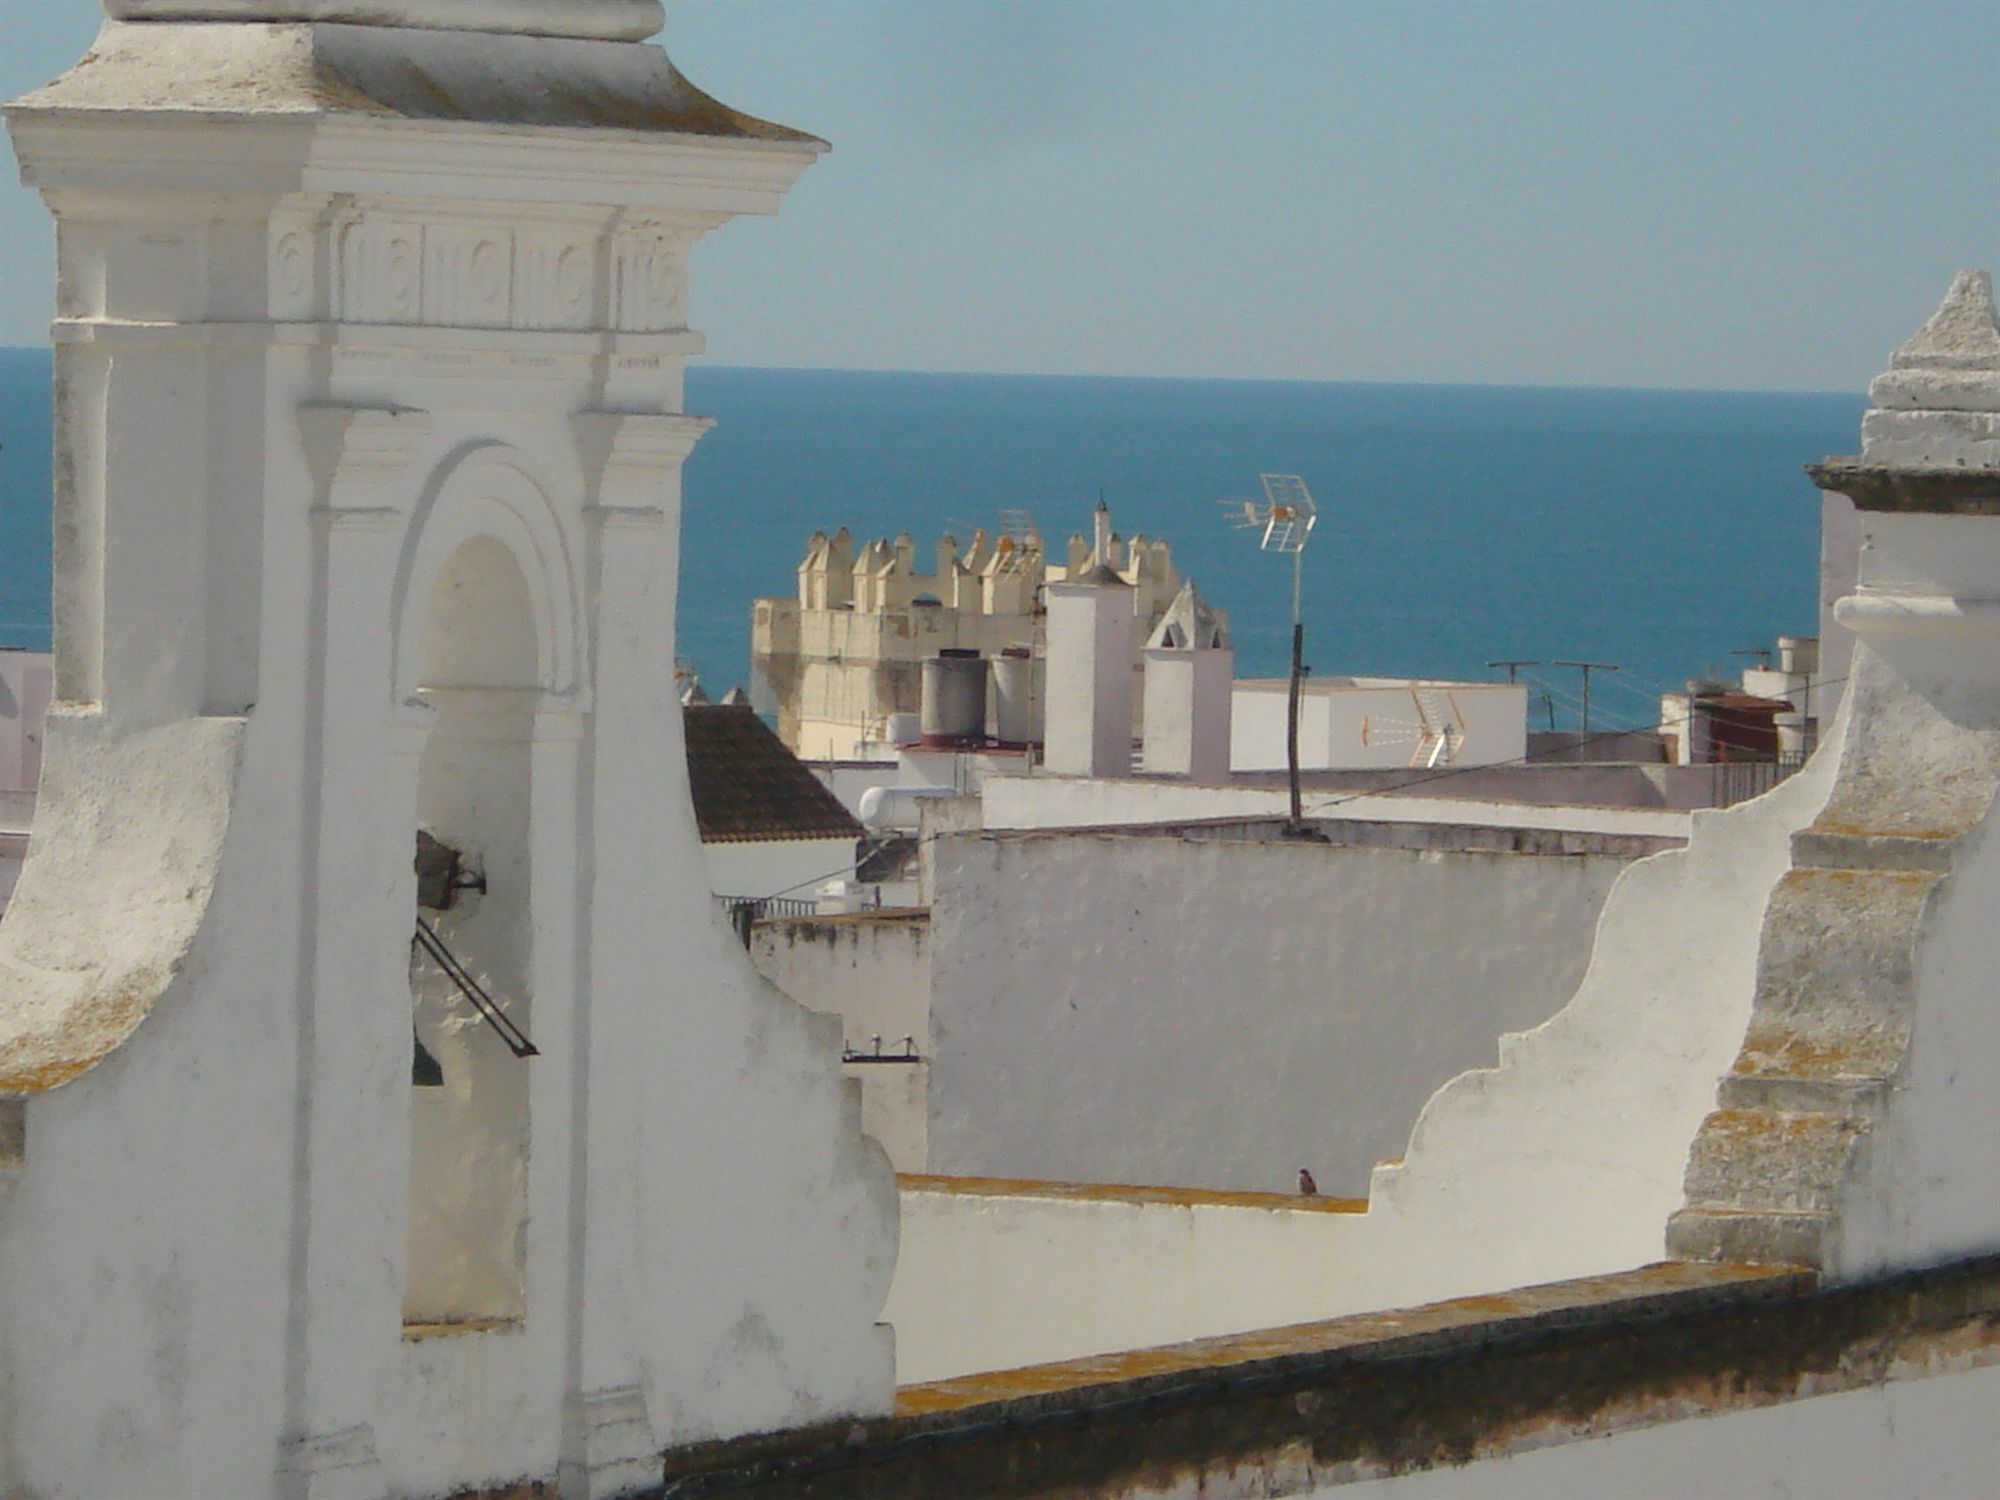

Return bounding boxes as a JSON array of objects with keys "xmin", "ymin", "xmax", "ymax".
[{"xmin": 403, "ymin": 534, "xmax": 539, "ymax": 1333}]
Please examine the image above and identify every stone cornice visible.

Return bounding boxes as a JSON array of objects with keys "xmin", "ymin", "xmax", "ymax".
[
  {"xmin": 1806, "ymin": 460, "xmax": 2000, "ymax": 514},
  {"xmin": 8, "ymin": 19, "xmax": 826, "ymax": 155},
  {"xmin": 53, "ymin": 319, "xmax": 705, "ymax": 360},
  {"xmin": 106, "ymin": 0, "xmax": 666, "ymax": 41},
  {"xmin": 297, "ymin": 403, "xmax": 432, "ymax": 511},
  {"xmin": 9, "ymin": 109, "xmax": 817, "ymax": 214}
]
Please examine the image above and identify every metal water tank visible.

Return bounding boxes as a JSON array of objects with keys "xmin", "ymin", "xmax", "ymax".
[
  {"xmin": 920, "ymin": 649, "xmax": 987, "ymax": 748},
  {"xmin": 857, "ymin": 784, "xmax": 957, "ymax": 831},
  {"xmin": 992, "ymin": 648, "xmax": 1042, "ymax": 748}
]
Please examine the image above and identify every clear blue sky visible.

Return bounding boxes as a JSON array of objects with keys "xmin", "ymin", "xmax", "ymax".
[{"xmin": 0, "ymin": 0, "xmax": 1993, "ymax": 392}]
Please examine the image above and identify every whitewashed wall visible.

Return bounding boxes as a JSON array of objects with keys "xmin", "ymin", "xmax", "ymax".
[
  {"xmin": 1232, "ymin": 682, "xmax": 1527, "ymax": 772},
  {"xmin": 704, "ymin": 836, "xmax": 858, "ymax": 903},
  {"xmin": 888, "ymin": 1184, "xmax": 1362, "ymax": 1385},
  {"xmin": 926, "ymin": 830, "xmax": 1635, "ymax": 1196},
  {"xmin": 750, "ymin": 912, "xmax": 931, "ymax": 1169}
]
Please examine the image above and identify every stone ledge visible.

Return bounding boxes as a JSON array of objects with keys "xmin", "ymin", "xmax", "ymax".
[
  {"xmin": 107, "ymin": 0, "xmax": 664, "ymax": 39},
  {"xmin": 899, "ymin": 1171, "xmax": 1369, "ymax": 1215},
  {"xmin": 654, "ymin": 1259, "xmax": 1887, "ymax": 1497},
  {"xmin": 1808, "ymin": 460, "xmax": 2000, "ymax": 513}
]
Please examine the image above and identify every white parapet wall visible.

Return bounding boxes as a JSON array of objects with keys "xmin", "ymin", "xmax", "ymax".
[
  {"xmin": 888, "ymin": 1179, "xmax": 1369, "ymax": 1385},
  {"xmin": 926, "ymin": 824, "xmax": 1653, "ymax": 1196},
  {"xmin": 890, "ymin": 737, "xmax": 1837, "ymax": 1385},
  {"xmin": 749, "ymin": 910, "xmax": 932, "ymax": 1171},
  {"xmin": 977, "ymin": 770, "xmax": 1695, "ymax": 840}
]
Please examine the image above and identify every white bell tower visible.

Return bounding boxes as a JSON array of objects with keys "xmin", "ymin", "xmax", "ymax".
[{"xmin": 2, "ymin": 6, "xmax": 896, "ymax": 1497}]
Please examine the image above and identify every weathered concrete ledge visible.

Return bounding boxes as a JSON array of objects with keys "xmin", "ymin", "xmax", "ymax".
[
  {"xmin": 649, "ymin": 1253, "xmax": 2000, "ymax": 1497},
  {"xmin": 900, "ymin": 1172, "xmax": 1369, "ymax": 1216},
  {"xmin": 982, "ymin": 816, "xmax": 1684, "ymax": 862},
  {"xmin": 1808, "ymin": 460, "xmax": 2000, "ymax": 513}
]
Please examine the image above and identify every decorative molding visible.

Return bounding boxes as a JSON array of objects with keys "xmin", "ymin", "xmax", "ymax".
[
  {"xmin": 423, "ymin": 223, "xmax": 511, "ymax": 328},
  {"xmin": 514, "ymin": 230, "xmax": 597, "ymax": 331},
  {"xmin": 298, "ymin": 404, "xmax": 433, "ymax": 515},
  {"xmin": 585, "ymin": 506, "xmax": 668, "ymax": 532},
  {"xmin": 294, "ymin": 207, "xmax": 693, "ymax": 335},
  {"xmin": 572, "ymin": 411, "xmax": 711, "ymax": 514},
  {"xmin": 610, "ymin": 221, "xmax": 690, "ymax": 333},
  {"xmin": 268, "ymin": 207, "xmax": 322, "ymax": 322}
]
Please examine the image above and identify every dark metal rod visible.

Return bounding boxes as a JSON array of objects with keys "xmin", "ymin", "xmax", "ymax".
[
  {"xmin": 1486, "ymin": 658, "xmax": 1539, "ymax": 685},
  {"xmin": 1553, "ymin": 659, "xmax": 1620, "ymax": 734},
  {"xmin": 414, "ymin": 917, "xmax": 539, "ymax": 1058},
  {"xmin": 1286, "ymin": 620, "xmax": 1305, "ymax": 833}
]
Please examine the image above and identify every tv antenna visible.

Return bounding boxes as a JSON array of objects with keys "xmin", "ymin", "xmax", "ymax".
[
  {"xmin": 994, "ymin": 508, "xmax": 1040, "ymax": 576},
  {"xmin": 1358, "ymin": 687, "xmax": 1469, "ymax": 769},
  {"xmin": 1553, "ymin": 659, "xmax": 1620, "ymax": 733},
  {"xmin": 1222, "ymin": 473, "xmax": 1318, "ymax": 835}
]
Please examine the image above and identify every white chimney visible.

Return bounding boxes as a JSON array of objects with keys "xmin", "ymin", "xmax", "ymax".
[
  {"xmin": 1142, "ymin": 582, "xmax": 1232, "ymax": 779},
  {"xmin": 1044, "ymin": 544, "xmax": 1135, "ymax": 777}
]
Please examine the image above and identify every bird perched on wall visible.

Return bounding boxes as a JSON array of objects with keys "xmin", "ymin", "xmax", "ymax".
[{"xmin": 1297, "ymin": 1168, "xmax": 1318, "ymax": 1196}]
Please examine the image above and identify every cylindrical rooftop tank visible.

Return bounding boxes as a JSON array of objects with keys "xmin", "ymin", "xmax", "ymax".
[
  {"xmin": 920, "ymin": 649, "xmax": 988, "ymax": 748},
  {"xmin": 991, "ymin": 648, "xmax": 1043, "ymax": 749},
  {"xmin": 857, "ymin": 784, "xmax": 958, "ymax": 832}
]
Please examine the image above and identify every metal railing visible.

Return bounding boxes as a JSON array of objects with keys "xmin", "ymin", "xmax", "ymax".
[
  {"xmin": 1710, "ymin": 752, "xmax": 1808, "ymax": 809},
  {"xmin": 717, "ymin": 893, "xmax": 820, "ymax": 947}
]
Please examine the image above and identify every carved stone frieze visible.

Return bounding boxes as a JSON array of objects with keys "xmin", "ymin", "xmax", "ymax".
[
  {"xmin": 514, "ymin": 231, "xmax": 597, "ymax": 331},
  {"xmin": 268, "ymin": 209, "xmax": 321, "ymax": 322},
  {"xmin": 610, "ymin": 220, "xmax": 689, "ymax": 333},
  {"xmin": 273, "ymin": 207, "xmax": 683, "ymax": 334}
]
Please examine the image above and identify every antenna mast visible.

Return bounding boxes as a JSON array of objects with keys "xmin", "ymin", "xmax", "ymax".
[{"xmin": 1222, "ymin": 474, "xmax": 1318, "ymax": 835}]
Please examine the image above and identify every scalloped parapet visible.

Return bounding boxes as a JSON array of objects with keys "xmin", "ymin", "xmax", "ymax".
[{"xmin": 1671, "ymin": 273, "xmax": 2000, "ymax": 1277}]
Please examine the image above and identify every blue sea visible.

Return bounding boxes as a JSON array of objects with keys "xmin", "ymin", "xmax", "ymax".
[{"xmin": 0, "ymin": 350, "xmax": 1861, "ymax": 730}]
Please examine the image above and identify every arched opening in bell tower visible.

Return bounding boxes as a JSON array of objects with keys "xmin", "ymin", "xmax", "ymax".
[{"xmin": 403, "ymin": 533, "xmax": 540, "ymax": 1331}]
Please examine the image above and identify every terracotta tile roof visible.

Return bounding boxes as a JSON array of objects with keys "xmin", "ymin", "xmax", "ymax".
[{"xmin": 683, "ymin": 704, "xmax": 862, "ymax": 845}]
